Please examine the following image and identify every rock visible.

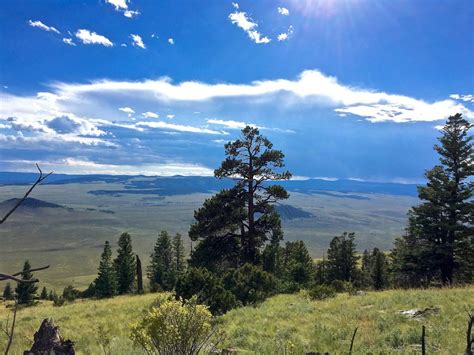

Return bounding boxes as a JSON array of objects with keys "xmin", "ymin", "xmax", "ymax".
[
  {"xmin": 400, "ymin": 306, "xmax": 440, "ymax": 318},
  {"xmin": 23, "ymin": 318, "xmax": 75, "ymax": 355}
]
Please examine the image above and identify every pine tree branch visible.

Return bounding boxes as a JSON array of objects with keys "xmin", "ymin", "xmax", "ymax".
[{"xmin": 0, "ymin": 265, "xmax": 50, "ymax": 283}]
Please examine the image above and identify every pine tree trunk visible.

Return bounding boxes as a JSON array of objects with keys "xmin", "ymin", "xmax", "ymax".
[{"xmin": 136, "ymin": 255, "xmax": 143, "ymax": 294}]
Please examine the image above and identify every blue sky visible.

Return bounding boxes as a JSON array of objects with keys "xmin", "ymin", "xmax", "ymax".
[{"xmin": 0, "ymin": 0, "xmax": 473, "ymax": 182}]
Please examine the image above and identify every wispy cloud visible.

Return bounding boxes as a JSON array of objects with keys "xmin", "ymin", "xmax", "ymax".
[
  {"xmin": 136, "ymin": 121, "xmax": 226, "ymax": 135},
  {"xmin": 124, "ymin": 10, "xmax": 140, "ymax": 18},
  {"xmin": 229, "ymin": 9, "xmax": 271, "ymax": 44},
  {"xmin": 142, "ymin": 111, "xmax": 159, "ymax": 118},
  {"xmin": 62, "ymin": 38, "xmax": 76, "ymax": 46},
  {"xmin": 450, "ymin": 94, "xmax": 474, "ymax": 103},
  {"xmin": 277, "ymin": 25, "xmax": 294, "ymax": 41},
  {"xmin": 278, "ymin": 7, "xmax": 290, "ymax": 16},
  {"xmin": 131, "ymin": 34, "xmax": 146, "ymax": 49},
  {"xmin": 28, "ymin": 20, "xmax": 60, "ymax": 34},
  {"xmin": 207, "ymin": 119, "xmax": 255, "ymax": 129},
  {"xmin": 75, "ymin": 29, "xmax": 113, "ymax": 47}
]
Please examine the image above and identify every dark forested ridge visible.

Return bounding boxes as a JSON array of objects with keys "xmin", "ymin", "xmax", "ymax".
[{"xmin": 0, "ymin": 172, "xmax": 419, "ymax": 197}]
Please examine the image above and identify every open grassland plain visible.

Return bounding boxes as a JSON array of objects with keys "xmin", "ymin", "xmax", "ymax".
[
  {"xmin": 0, "ymin": 287, "xmax": 472, "ymax": 354},
  {"xmin": 0, "ymin": 181, "xmax": 417, "ymax": 289}
]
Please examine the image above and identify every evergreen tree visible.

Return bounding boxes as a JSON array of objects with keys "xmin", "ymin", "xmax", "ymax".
[
  {"xmin": 326, "ymin": 232, "xmax": 359, "ymax": 282},
  {"xmin": 40, "ymin": 286, "xmax": 48, "ymax": 300},
  {"xmin": 94, "ymin": 241, "xmax": 118, "ymax": 298},
  {"xmin": 15, "ymin": 260, "xmax": 38, "ymax": 305},
  {"xmin": 3, "ymin": 283, "xmax": 14, "ymax": 300},
  {"xmin": 190, "ymin": 126, "xmax": 291, "ymax": 268},
  {"xmin": 114, "ymin": 232, "xmax": 136, "ymax": 294},
  {"xmin": 280, "ymin": 241, "xmax": 314, "ymax": 289},
  {"xmin": 48, "ymin": 290, "xmax": 55, "ymax": 301},
  {"xmin": 148, "ymin": 231, "xmax": 175, "ymax": 291},
  {"xmin": 394, "ymin": 114, "xmax": 473, "ymax": 285},
  {"xmin": 173, "ymin": 233, "xmax": 186, "ymax": 276},
  {"xmin": 360, "ymin": 250, "xmax": 372, "ymax": 288},
  {"xmin": 370, "ymin": 248, "xmax": 388, "ymax": 290}
]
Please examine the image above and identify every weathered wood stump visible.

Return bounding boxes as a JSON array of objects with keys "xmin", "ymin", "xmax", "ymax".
[{"xmin": 23, "ymin": 318, "xmax": 75, "ymax": 355}]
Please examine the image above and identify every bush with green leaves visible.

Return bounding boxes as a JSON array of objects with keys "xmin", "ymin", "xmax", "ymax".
[
  {"xmin": 224, "ymin": 263, "xmax": 277, "ymax": 305},
  {"xmin": 62, "ymin": 285, "xmax": 81, "ymax": 302},
  {"xmin": 130, "ymin": 296, "xmax": 221, "ymax": 354},
  {"xmin": 175, "ymin": 267, "xmax": 237, "ymax": 315},
  {"xmin": 308, "ymin": 284, "xmax": 336, "ymax": 301}
]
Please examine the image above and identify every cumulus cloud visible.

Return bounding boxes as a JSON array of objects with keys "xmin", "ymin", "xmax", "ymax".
[
  {"xmin": 28, "ymin": 20, "xmax": 60, "ymax": 34},
  {"xmin": 167, "ymin": 114, "xmax": 175, "ymax": 119},
  {"xmin": 278, "ymin": 7, "xmax": 290, "ymax": 16},
  {"xmin": 75, "ymin": 29, "xmax": 113, "ymax": 47},
  {"xmin": 131, "ymin": 34, "xmax": 146, "ymax": 49},
  {"xmin": 277, "ymin": 25, "xmax": 293, "ymax": 41},
  {"xmin": 48, "ymin": 70, "xmax": 473, "ymax": 123},
  {"xmin": 105, "ymin": 0, "xmax": 140, "ymax": 18},
  {"xmin": 62, "ymin": 38, "xmax": 76, "ymax": 46},
  {"xmin": 229, "ymin": 10, "xmax": 271, "ymax": 44},
  {"xmin": 168, "ymin": 38, "xmax": 175, "ymax": 45},
  {"xmin": 142, "ymin": 111, "xmax": 159, "ymax": 118}
]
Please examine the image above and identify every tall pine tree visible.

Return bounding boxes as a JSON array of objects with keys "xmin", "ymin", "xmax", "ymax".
[
  {"xmin": 395, "ymin": 113, "xmax": 473, "ymax": 285},
  {"xmin": 173, "ymin": 233, "xmax": 186, "ymax": 276},
  {"xmin": 94, "ymin": 241, "xmax": 118, "ymax": 298},
  {"xmin": 326, "ymin": 232, "xmax": 359, "ymax": 282},
  {"xmin": 3, "ymin": 283, "xmax": 14, "ymax": 300},
  {"xmin": 148, "ymin": 231, "xmax": 175, "ymax": 291},
  {"xmin": 114, "ymin": 232, "xmax": 136, "ymax": 294},
  {"xmin": 15, "ymin": 260, "xmax": 38, "ymax": 305}
]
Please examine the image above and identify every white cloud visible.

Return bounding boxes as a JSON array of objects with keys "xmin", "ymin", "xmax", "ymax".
[
  {"xmin": 124, "ymin": 10, "xmax": 140, "ymax": 18},
  {"xmin": 167, "ymin": 114, "xmax": 175, "ymax": 119},
  {"xmin": 4, "ymin": 70, "xmax": 473, "ymax": 124},
  {"xmin": 450, "ymin": 94, "xmax": 474, "ymax": 103},
  {"xmin": 105, "ymin": 0, "xmax": 128, "ymax": 10},
  {"xmin": 278, "ymin": 25, "xmax": 293, "ymax": 41},
  {"xmin": 28, "ymin": 20, "xmax": 60, "ymax": 34},
  {"xmin": 62, "ymin": 38, "xmax": 76, "ymax": 46},
  {"xmin": 232, "ymin": 2, "xmax": 239, "ymax": 9},
  {"xmin": 142, "ymin": 111, "xmax": 159, "ymax": 118},
  {"xmin": 121, "ymin": 43, "xmax": 127, "ymax": 47},
  {"xmin": 278, "ymin": 7, "xmax": 290, "ymax": 16},
  {"xmin": 168, "ymin": 38, "xmax": 175, "ymax": 45},
  {"xmin": 229, "ymin": 11, "xmax": 271, "ymax": 44},
  {"xmin": 136, "ymin": 121, "xmax": 226, "ymax": 135},
  {"xmin": 2, "ymin": 158, "xmax": 214, "ymax": 176},
  {"xmin": 207, "ymin": 119, "xmax": 255, "ymax": 129},
  {"xmin": 119, "ymin": 107, "xmax": 135, "ymax": 118},
  {"xmin": 75, "ymin": 29, "xmax": 113, "ymax": 47},
  {"xmin": 131, "ymin": 34, "xmax": 146, "ymax": 49}
]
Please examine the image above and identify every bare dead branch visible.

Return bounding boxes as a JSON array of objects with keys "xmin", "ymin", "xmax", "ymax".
[
  {"xmin": 0, "ymin": 265, "xmax": 50, "ymax": 283},
  {"xmin": 3, "ymin": 300, "xmax": 17, "ymax": 355},
  {"xmin": 466, "ymin": 312, "xmax": 474, "ymax": 355},
  {"xmin": 349, "ymin": 326, "xmax": 358, "ymax": 354},
  {"xmin": 0, "ymin": 164, "xmax": 53, "ymax": 225}
]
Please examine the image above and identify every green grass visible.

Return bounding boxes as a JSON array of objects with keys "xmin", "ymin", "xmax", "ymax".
[{"xmin": 1, "ymin": 287, "xmax": 472, "ymax": 354}]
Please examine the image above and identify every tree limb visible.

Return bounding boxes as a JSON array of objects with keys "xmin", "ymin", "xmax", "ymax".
[
  {"xmin": 0, "ymin": 265, "xmax": 50, "ymax": 283},
  {"xmin": 0, "ymin": 164, "xmax": 53, "ymax": 225}
]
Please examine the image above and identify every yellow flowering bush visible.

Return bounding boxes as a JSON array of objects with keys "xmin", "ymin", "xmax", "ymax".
[{"xmin": 130, "ymin": 296, "xmax": 220, "ymax": 354}]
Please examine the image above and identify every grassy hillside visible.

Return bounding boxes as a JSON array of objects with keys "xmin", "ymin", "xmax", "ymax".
[{"xmin": 1, "ymin": 287, "xmax": 472, "ymax": 354}]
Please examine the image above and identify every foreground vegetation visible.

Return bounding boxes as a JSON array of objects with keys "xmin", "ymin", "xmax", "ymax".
[{"xmin": 0, "ymin": 286, "xmax": 472, "ymax": 354}]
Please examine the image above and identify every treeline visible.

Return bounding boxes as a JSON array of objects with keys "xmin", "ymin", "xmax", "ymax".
[{"xmin": 4, "ymin": 114, "xmax": 473, "ymax": 315}]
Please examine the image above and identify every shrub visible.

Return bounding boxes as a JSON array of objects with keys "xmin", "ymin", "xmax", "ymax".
[
  {"xmin": 62, "ymin": 285, "xmax": 81, "ymax": 302},
  {"xmin": 330, "ymin": 280, "xmax": 353, "ymax": 293},
  {"xmin": 308, "ymin": 284, "xmax": 336, "ymax": 300},
  {"xmin": 225, "ymin": 263, "xmax": 277, "ymax": 305},
  {"xmin": 130, "ymin": 296, "xmax": 221, "ymax": 354},
  {"xmin": 175, "ymin": 267, "xmax": 237, "ymax": 315}
]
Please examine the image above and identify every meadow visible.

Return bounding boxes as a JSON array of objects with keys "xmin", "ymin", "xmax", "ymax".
[{"xmin": 1, "ymin": 286, "xmax": 472, "ymax": 354}]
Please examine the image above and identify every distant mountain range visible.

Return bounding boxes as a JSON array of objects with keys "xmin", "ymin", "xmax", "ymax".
[{"xmin": 0, "ymin": 172, "xmax": 419, "ymax": 197}]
